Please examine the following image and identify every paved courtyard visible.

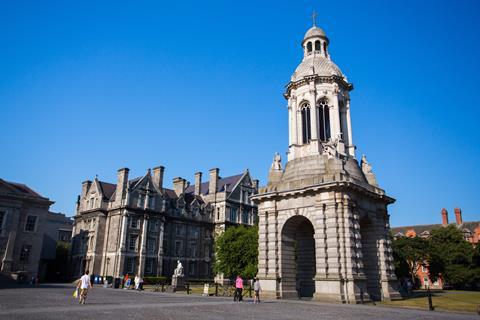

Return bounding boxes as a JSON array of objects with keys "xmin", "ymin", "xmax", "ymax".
[{"xmin": 0, "ymin": 284, "xmax": 475, "ymax": 320}]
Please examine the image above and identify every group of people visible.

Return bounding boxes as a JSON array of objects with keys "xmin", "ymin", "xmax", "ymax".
[
  {"xmin": 75, "ymin": 270, "xmax": 262, "ymax": 305},
  {"xmin": 233, "ymin": 275, "xmax": 261, "ymax": 304},
  {"xmin": 123, "ymin": 274, "xmax": 144, "ymax": 290}
]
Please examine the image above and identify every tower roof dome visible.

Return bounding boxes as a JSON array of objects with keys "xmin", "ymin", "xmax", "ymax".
[
  {"xmin": 303, "ymin": 26, "xmax": 327, "ymax": 41},
  {"xmin": 291, "ymin": 56, "xmax": 344, "ymax": 82}
]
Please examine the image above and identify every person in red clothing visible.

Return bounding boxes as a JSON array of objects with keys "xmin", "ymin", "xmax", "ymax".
[{"xmin": 234, "ymin": 275, "xmax": 244, "ymax": 302}]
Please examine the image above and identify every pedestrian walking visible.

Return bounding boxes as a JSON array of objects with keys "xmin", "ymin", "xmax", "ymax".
[
  {"xmin": 124, "ymin": 274, "xmax": 131, "ymax": 289},
  {"xmin": 77, "ymin": 270, "xmax": 92, "ymax": 305},
  {"xmin": 234, "ymin": 275, "xmax": 244, "ymax": 302},
  {"xmin": 253, "ymin": 277, "xmax": 261, "ymax": 303}
]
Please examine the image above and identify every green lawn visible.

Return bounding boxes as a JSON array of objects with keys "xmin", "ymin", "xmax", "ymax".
[{"xmin": 379, "ymin": 290, "xmax": 480, "ymax": 314}]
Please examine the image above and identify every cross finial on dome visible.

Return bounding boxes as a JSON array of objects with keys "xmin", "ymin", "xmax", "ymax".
[{"xmin": 312, "ymin": 10, "xmax": 318, "ymax": 27}]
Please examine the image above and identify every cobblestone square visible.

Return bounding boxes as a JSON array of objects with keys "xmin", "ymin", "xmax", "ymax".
[{"xmin": 0, "ymin": 284, "xmax": 475, "ymax": 320}]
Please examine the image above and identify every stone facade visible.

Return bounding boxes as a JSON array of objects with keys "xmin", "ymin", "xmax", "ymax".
[
  {"xmin": 0, "ymin": 179, "xmax": 53, "ymax": 278},
  {"xmin": 71, "ymin": 167, "xmax": 258, "ymax": 280},
  {"xmin": 251, "ymin": 25, "xmax": 400, "ymax": 302}
]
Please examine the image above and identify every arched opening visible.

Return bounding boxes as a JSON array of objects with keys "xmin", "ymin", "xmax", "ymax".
[
  {"xmin": 307, "ymin": 41, "xmax": 313, "ymax": 53},
  {"xmin": 338, "ymin": 100, "xmax": 347, "ymax": 142},
  {"xmin": 317, "ymin": 98, "xmax": 331, "ymax": 142},
  {"xmin": 281, "ymin": 215, "xmax": 316, "ymax": 298},
  {"xmin": 315, "ymin": 40, "xmax": 321, "ymax": 51},
  {"xmin": 359, "ymin": 217, "xmax": 381, "ymax": 301},
  {"xmin": 301, "ymin": 103, "xmax": 312, "ymax": 144},
  {"xmin": 323, "ymin": 42, "xmax": 328, "ymax": 57}
]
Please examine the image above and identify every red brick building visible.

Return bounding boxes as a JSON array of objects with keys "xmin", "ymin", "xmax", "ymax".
[{"xmin": 391, "ymin": 208, "xmax": 480, "ymax": 289}]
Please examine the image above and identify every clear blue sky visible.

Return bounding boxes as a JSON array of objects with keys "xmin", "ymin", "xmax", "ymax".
[{"xmin": 1, "ymin": 0, "xmax": 479, "ymax": 227}]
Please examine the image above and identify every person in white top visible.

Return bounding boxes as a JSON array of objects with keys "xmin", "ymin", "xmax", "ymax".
[
  {"xmin": 77, "ymin": 270, "xmax": 92, "ymax": 305},
  {"xmin": 253, "ymin": 277, "xmax": 261, "ymax": 303}
]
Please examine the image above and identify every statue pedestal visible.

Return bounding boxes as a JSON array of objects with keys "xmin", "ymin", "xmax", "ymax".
[{"xmin": 171, "ymin": 275, "xmax": 185, "ymax": 292}]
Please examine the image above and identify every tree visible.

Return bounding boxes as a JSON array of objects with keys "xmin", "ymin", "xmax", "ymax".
[
  {"xmin": 428, "ymin": 225, "xmax": 479, "ymax": 289},
  {"xmin": 213, "ymin": 225, "xmax": 258, "ymax": 279},
  {"xmin": 391, "ymin": 236, "xmax": 429, "ymax": 285}
]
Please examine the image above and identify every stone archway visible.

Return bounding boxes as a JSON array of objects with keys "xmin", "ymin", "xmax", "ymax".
[
  {"xmin": 359, "ymin": 216, "xmax": 381, "ymax": 301},
  {"xmin": 281, "ymin": 215, "xmax": 316, "ymax": 298}
]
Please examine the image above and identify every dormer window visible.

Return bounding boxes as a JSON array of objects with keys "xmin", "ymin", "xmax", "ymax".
[{"xmin": 137, "ymin": 194, "xmax": 145, "ymax": 208}]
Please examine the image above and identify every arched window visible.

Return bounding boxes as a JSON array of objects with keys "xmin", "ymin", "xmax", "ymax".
[
  {"xmin": 307, "ymin": 42, "xmax": 312, "ymax": 53},
  {"xmin": 323, "ymin": 42, "xmax": 328, "ymax": 56},
  {"xmin": 315, "ymin": 40, "xmax": 321, "ymax": 51},
  {"xmin": 301, "ymin": 103, "xmax": 311, "ymax": 144},
  {"xmin": 317, "ymin": 99, "xmax": 331, "ymax": 142},
  {"xmin": 338, "ymin": 100, "xmax": 346, "ymax": 141}
]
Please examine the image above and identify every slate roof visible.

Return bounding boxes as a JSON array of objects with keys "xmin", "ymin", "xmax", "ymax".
[
  {"xmin": 184, "ymin": 173, "xmax": 244, "ymax": 195},
  {"xmin": 98, "ymin": 181, "xmax": 116, "ymax": 200},
  {"xmin": 391, "ymin": 221, "xmax": 480, "ymax": 236},
  {"xmin": 3, "ymin": 180, "xmax": 46, "ymax": 199}
]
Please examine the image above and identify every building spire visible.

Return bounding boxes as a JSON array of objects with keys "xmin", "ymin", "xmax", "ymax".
[{"xmin": 312, "ymin": 10, "xmax": 318, "ymax": 27}]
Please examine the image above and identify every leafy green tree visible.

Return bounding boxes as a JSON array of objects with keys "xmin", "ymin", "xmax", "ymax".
[
  {"xmin": 428, "ymin": 225, "xmax": 479, "ymax": 289},
  {"xmin": 213, "ymin": 225, "xmax": 258, "ymax": 279},
  {"xmin": 391, "ymin": 236, "xmax": 428, "ymax": 285}
]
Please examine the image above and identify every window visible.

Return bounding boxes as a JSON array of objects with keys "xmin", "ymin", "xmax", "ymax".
[
  {"xmin": 148, "ymin": 196, "xmax": 155, "ymax": 209},
  {"xmin": 130, "ymin": 217, "xmax": 138, "ymax": 229},
  {"xmin": 126, "ymin": 257, "xmax": 135, "ymax": 274},
  {"xmin": 189, "ymin": 226, "xmax": 199, "ymax": 239},
  {"xmin": 301, "ymin": 103, "xmax": 311, "ymax": 144},
  {"xmin": 317, "ymin": 99, "xmax": 331, "ymax": 142},
  {"xmin": 242, "ymin": 210, "xmax": 249, "ymax": 224},
  {"xmin": 204, "ymin": 244, "xmax": 210, "ymax": 258},
  {"xmin": 0, "ymin": 211, "xmax": 5, "ymax": 234},
  {"xmin": 189, "ymin": 241, "xmax": 197, "ymax": 257},
  {"xmin": 24, "ymin": 215, "xmax": 37, "ymax": 232},
  {"xmin": 20, "ymin": 245, "xmax": 31, "ymax": 263},
  {"xmin": 230, "ymin": 207, "xmax": 238, "ymax": 222},
  {"xmin": 315, "ymin": 40, "xmax": 321, "ymax": 51},
  {"xmin": 145, "ymin": 258, "xmax": 154, "ymax": 275},
  {"xmin": 175, "ymin": 241, "xmax": 183, "ymax": 256},
  {"xmin": 59, "ymin": 230, "xmax": 71, "ymax": 242},
  {"xmin": 423, "ymin": 276, "xmax": 429, "ymax": 287},
  {"xmin": 147, "ymin": 237, "xmax": 156, "ymax": 253},
  {"xmin": 176, "ymin": 224, "xmax": 185, "ymax": 237},
  {"xmin": 89, "ymin": 236, "xmax": 94, "ymax": 249},
  {"xmin": 189, "ymin": 262, "xmax": 196, "ymax": 276},
  {"xmin": 137, "ymin": 194, "xmax": 145, "ymax": 208},
  {"xmin": 307, "ymin": 41, "xmax": 312, "ymax": 53},
  {"xmin": 129, "ymin": 234, "xmax": 138, "ymax": 251},
  {"xmin": 148, "ymin": 220, "xmax": 158, "ymax": 232}
]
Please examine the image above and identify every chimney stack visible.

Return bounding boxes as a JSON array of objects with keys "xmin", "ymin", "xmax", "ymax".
[
  {"xmin": 173, "ymin": 177, "xmax": 187, "ymax": 196},
  {"xmin": 454, "ymin": 207, "xmax": 463, "ymax": 225},
  {"xmin": 209, "ymin": 168, "xmax": 219, "ymax": 195},
  {"xmin": 153, "ymin": 166, "xmax": 165, "ymax": 191},
  {"xmin": 195, "ymin": 172, "xmax": 202, "ymax": 196},
  {"xmin": 253, "ymin": 179, "xmax": 259, "ymax": 192},
  {"xmin": 441, "ymin": 208, "xmax": 448, "ymax": 226},
  {"xmin": 115, "ymin": 168, "xmax": 129, "ymax": 207}
]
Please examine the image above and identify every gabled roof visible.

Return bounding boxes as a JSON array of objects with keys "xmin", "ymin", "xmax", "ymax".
[
  {"xmin": 184, "ymin": 173, "xmax": 244, "ymax": 195},
  {"xmin": 98, "ymin": 181, "xmax": 116, "ymax": 200},
  {"xmin": 391, "ymin": 221, "xmax": 480, "ymax": 236}
]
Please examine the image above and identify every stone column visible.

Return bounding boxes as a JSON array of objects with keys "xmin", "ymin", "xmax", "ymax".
[
  {"xmin": 156, "ymin": 217, "xmax": 165, "ymax": 276},
  {"xmin": 291, "ymin": 96, "xmax": 298, "ymax": 145},
  {"xmin": 288, "ymin": 99, "xmax": 293, "ymax": 147},
  {"xmin": 378, "ymin": 210, "xmax": 401, "ymax": 300},
  {"xmin": 331, "ymin": 93, "xmax": 341, "ymax": 141},
  {"xmin": 345, "ymin": 99, "xmax": 355, "ymax": 157},
  {"xmin": 314, "ymin": 204, "xmax": 327, "ymax": 278},
  {"xmin": 138, "ymin": 215, "xmax": 149, "ymax": 277},
  {"xmin": 116, "ymin": 212, "xmax": 128, "ymax": 277},
  {"xmin": 100, "ymin": 215, "xmax": 111, "ymax": 276},
  {"xmin": 309, "ymin": 87, "xmax": 318, "ymax": 141},
  {"xmin": 257, "ymin": 210, "xmax": 268, "ymax": 277}
]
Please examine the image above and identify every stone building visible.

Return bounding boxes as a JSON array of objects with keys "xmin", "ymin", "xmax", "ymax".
[
  {"xmin": 391, "ymin": 207, "xmax": 480, "ymax": 289},
  {"xmin": 0, "ymin": 179, "xmax": 53, "ymax": 278},
  {"xmin": 251, "ymin": 24, "xmax": 400, "ymax": 302},
  {"xmin": 71, "ymin": 167, "xmax": 258, "ymax": 279}
]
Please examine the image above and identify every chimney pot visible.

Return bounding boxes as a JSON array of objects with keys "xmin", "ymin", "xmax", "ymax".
[
  {"xmin": 441, "ymin": 208, "xmax": 448, "ymax": 226},
  {"xmin": 153, "ymin": 166, "xmax": 165, "ymax": 191},
  {"xmin": 195, "ymin": 172, "xmax": 202, "ymax": 196},
  {"xmin": 454, "ymin": 207, "xmax": 463, "ymax": 225}
]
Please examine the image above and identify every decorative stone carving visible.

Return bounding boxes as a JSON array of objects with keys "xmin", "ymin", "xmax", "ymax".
[{"xmin": 361, "ymin": 155, "xmax": 378, "ymax": 187}]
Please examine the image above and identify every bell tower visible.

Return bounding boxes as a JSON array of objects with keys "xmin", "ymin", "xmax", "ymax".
[
  {"xmin": 253, "ymin": 20, "xmax": 400, "ymax": 303},
  {"xmin": 286, "ymin": 24, "xmax": 355, "ymax": 161}
]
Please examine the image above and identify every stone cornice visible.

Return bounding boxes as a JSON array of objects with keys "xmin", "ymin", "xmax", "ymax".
[{"xmin": 284, "ymin": 75, "xmax": 353, "ymax": 99}]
